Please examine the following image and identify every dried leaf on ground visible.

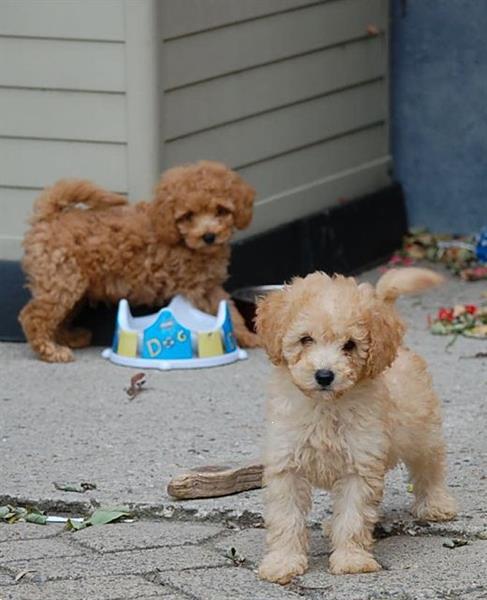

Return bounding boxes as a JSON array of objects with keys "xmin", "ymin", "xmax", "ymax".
[
  {"xmin": 124, "ymin": 372, "xmax": 147, "ymax": 399},
  {"xmin": 0, "ymin": 505, "xmax": 46, "ymax": 525},
  {"xmin": 87, "ymin": 507, "xmax": 131, "ymax": 526},
  {"xmin": 25, "ymin": 511, "xmax": 47, "ymax": 525},
  {"xmin": 226, "ymin": 546, "xmax": 246, "ymax": 566},
  {"xmin": 382, "ymin": 228, "xmax": 487, "ymax": 280},
  {"xmin": 15, "ymin": 569, "xmax": 37, "ymax": 583},
  {"xmin": 66, "ymin": 506, "xmax": 132, "ymax": 532},
  {"xmin": 443, "ymin": 538, "xmax": 469, "ymax": 549},
  {"xmin": 53, "ymin": 481, "xmax": 97, "ymax": 493},
  {"xmin": 460, "ymin": 352, "xmax": 487, "ymax": 360}
]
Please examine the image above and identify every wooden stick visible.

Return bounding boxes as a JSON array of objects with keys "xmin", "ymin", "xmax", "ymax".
[{"xmin": 167, "ymin": 462, "xmax": 264, "ymax": 500}]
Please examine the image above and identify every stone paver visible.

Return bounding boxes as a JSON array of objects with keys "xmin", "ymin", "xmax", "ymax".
[
  {"xmin": 0, "ymin": 524, "xmax": 64, "ymax": 543},
  {"xmin": 4, "ymin": 544, "xmax": 226, "ymax": 581},
  {"xmin": 158, "ymin": 565, "xmax": 303, "ymax": 600},
  {"xmin": 73, "ymin": 521, "xmax": 221, "ymax": 553},
  {"xmin": 0, "ymin": 537, "xmax": 87, "ymax": 563},
  {"xmin": 0, "ymin": 574, "xmax": 174, "ymax": 600}
]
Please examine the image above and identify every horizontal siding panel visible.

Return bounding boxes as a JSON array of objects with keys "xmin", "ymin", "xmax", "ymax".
[
  {"xmin": 165, "ymin": 36, "xmax": 385, "ymax": 139},
  {"xmin": 0, "ymin": 89, "xmax": 126, "ymax": 142},
  {"xmin": 164, "ymin": 0, "xmax": 386, "ymax": 88},
  {"xmin": 162, "ymin": 0, "xmax": 320, "ymax": 39},
  {"xmin": 0, "ymin": 139, "xmax": 127, "ymax": 191},
  {"xmin": 0, "ymin": 187, "xmax": 37, "ymax": 236},
  {"xmin": 0, "ymin": 38, "xmax": 125, "ymax": 92},
  {"xmin": 239, "ymin": 125, "xmax": 388, "ymax": 199},
  {"xmin": 238, "ymin": 158, "xmax": 391, "ymax": 239},
  {"xmin": 164, "ymin": 80, "xmax": 386, "ymax": 169},
  {"xmin": 0, "ymin": 0, "xmax": 125, "ymax": 41}
]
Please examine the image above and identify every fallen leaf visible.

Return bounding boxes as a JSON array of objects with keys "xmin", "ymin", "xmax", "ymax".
[
  {"xmin": 53, "ymin": 481, "xmax": 97, "ymax": 493},
  {"xmin": 460, "ymin": 352, "xmax": 487, "ymax": 360},
  {"xmin": 443, "ymin": 537, "xmax": 468, "ymax": 549},
  {"xmin": 125, "ymin": 372, "xmax": 147, "ymax": 399},
  {"xmin": 15, "ymin": 569, "xmax": 36, "ymax": 583},
  {"xmin": 87, "ymin": 507, "xmax": 131, "ymax": 526},
  {"xmin": 0, "ymin": 505, "xmax": 14, "ymax": 519},
  {"xmin": 6, "ymin": 506, "xmax": 27, "ymax": 524},
  {"xmin": 25, "ymin": 511, "xmax": 47, "ymax": 525},
  {"xmin": 226, "ymin": 546, "xmax": 246, "ymax": 565},
  {"xmin": 66, "ymin": 506, "xmax": 132, "ymax": 532}
]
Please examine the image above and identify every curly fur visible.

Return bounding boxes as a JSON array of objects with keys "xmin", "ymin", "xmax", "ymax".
[
  {"xmin": 255, "ymin": 268, "xmax": 457, "ymax": 584},
  {"xmin": 20, "ymin": 161, "xmax": 257, "ymax": 362}
]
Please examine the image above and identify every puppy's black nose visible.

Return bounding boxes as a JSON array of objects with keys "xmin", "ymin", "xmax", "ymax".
[
  {"xmin": 202, "ymin": 232, "xmax": 216, "ymax": 245},
  {"xmin": 315, "ymin": 369, "xmax": 335, "ymax": 388}
]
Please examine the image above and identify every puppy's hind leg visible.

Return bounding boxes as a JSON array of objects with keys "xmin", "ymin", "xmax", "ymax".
[
  {"xmin": 405, "ymin": 435, "xmax": 457, "ymax": 522},
  {"xmin": 20, "ymin": 265, "xmax": 88, "ymax": 362},
  {"xmin": 258, "ymin": 470, "xmax": 311, "ymax": 585}
]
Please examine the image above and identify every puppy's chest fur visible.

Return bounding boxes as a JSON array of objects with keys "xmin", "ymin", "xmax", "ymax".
[
  {"xmin": 266, "ymin": 373, "xmax": 389, "ymax": 490},
  {"xmin": 295, "ymin": 413, "xmax": 350, "ymax": 489}
]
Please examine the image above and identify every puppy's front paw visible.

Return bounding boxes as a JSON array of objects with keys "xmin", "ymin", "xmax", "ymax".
[
  {"xmin": 413, "ymin": 492, "xmax": 457, "ymax": 522},
  {"xmin": 259, "ymin": 552, "xmax": 308, "ymax": 585},
  {"xmin": 329, "ymin": 548, "xmax": 381, "ymax": 575}
]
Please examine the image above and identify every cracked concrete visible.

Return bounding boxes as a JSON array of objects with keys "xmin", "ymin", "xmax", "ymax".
[{"xmin": 0, "ymin": 268, "xmax": 486, "ymax": 598}]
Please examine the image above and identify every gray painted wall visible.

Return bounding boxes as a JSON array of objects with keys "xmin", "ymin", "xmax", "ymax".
[{"xmin": 392, "ymin": 0, "xmax": 487, "ymax": 233}]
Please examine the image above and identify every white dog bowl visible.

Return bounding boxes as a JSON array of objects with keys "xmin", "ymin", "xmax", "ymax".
[{"xmin": 102, "ymin": 295, "xmax": 247, "ymax": 370}]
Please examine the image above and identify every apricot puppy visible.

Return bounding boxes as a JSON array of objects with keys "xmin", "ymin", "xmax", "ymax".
[{"xmin": 256, "ymin": 268, "xmax": 457, "ymax": 584}]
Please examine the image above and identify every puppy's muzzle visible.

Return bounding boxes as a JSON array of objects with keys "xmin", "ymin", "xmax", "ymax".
[
  {"xmin": 314, "ymin": 369, "xmax": 335, "ymax": 389},
  {"xmin": 202, "ymin": 232, "xmax": 216, "ymax": 245}
]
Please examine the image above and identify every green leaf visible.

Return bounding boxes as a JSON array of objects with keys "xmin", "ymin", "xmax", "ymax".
[
  {"xmin": 431, "ymin": 322, "xmax": 451, "ymax": 335},
  {"xmin": 25, "ymin": 512, "xmax": 48, "ymax": 525},
  {"xmin": 5, "ymin": 506, "xmax": 28, "ymax": 524},
  {"xmin": 87, "ymin": 507, "xmax": 131, "ymax": 526},
  {"xmin": 0, "ymin": 505, "xmax": 14, "ymax": 519}
]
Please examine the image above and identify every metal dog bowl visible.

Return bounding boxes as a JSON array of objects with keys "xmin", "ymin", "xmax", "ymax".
[{"xmin": 232, "ymin": 285, "xmax": 284, "ymax": 332}]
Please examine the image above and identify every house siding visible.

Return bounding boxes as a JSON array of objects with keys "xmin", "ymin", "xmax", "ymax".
[{"xmin": 0, "ymin": 0, "xmax": 390, "ymax": 258}]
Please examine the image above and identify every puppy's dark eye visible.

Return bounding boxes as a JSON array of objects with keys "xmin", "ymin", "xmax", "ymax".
[
  {"xmin": 300, "ymin": 335, "xmax": 314, "ymax": 346},
  {"xmin": 342, "ymin": 339, "xmax": 356, "ymax": 352},
  {"xmin": 178, "ymin": 211, "xmax": 193, "ymax": 222},
  {"xmin": 216, "ymin": 205, "xmax": 231, "ymax": 217}
]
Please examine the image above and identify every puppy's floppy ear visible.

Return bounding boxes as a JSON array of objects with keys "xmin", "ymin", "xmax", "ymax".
[
  {"xmin": 255, "ymin": 289, "xmax": 289, "ymax": 365},
  {"xmin": 229, "ymin": 172, "xmax": 255, "ymax": 230},
  {"xmin": 361, "ymin": 292, "xmax": 405, "ymax": 378},
  {"xmin": 150, "ymin": 172, "xmax": 182, "ymax": 245}
]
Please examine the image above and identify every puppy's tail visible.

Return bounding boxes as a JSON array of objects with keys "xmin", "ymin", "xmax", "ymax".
[
  {"xmin": 30, "ymin": 179, "xmax": 127, "ymax": 224},
  {"xmin": 376, "ymin": 267, "xmax": 444, "ymax": 303}
]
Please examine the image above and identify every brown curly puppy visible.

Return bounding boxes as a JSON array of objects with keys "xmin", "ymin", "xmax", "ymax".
[{"xmin": 20, "ymin": 161, "xmax": 257, "ymax": 362}]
